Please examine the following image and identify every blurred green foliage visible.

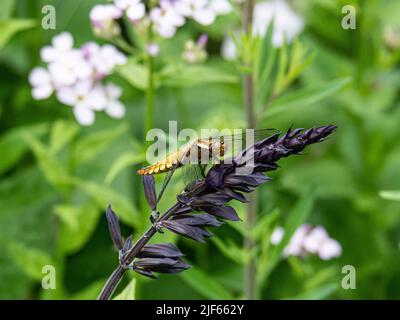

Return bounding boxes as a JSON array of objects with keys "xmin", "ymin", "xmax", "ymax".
[{"xmin": 0, "ymin": 0, "xmax": 400, "ymax": 300}]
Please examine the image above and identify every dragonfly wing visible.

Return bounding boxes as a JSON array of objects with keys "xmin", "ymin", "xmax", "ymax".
[{"xmin": 181, "ymin": 163, "xmax": 208, "ymax": 186}]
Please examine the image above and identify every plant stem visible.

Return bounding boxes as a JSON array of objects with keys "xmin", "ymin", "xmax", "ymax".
[
  {"xmin": 97, "ymin": 202, "xmax": 182, "ymax": 300},
  {"xmin": 145, "ymin": 26, "xmax": 155, "ymax": 141},
  {"xmin": 242, "ymin": 0, "xmax": 257, "ymax": 301}
]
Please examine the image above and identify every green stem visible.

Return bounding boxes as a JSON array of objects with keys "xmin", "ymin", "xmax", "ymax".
[
  {"xmin": 113, "ymin": 37, "xmax": 139, "ymax": 55},
  {"xmin": 145, "ymin": 55, "xmax": 154, "ymax": 135},
  {"xmin": 145, "ymin": 26, "xmax": 155, "ymax": 140},
  {"xmin": 242, "ymin": 0, "xmax": 257, "ymax": 301}
]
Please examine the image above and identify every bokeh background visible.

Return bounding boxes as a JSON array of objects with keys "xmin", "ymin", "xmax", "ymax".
[{"xmin": 0, "ymin": 0, "xmax": 400, "ymax": 299}]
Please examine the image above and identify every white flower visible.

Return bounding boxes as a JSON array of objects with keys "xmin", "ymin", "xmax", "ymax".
[
  {"xmin": 176, "ymin": 0, "xmax": 216, "ymax": 25},
  {"xmin": 104, "ymin": 83, "xmax": 126, "ymax": 118},
  {"xmin": 209, "ymin": 0, "xmax": 232, "ymax": 15},
  {"xmin": 90, "ymin": 4, "xmax": 122, "ymax": 38},
  {"xmin": 271, "ymin": 224, "xmax": 342, "ymax": 261},
  {"xmin": 283, "ymin": 224, "xmax": 310, "ymax": 257},
  {"xmin": 150, "ymin": 0, "xmax": 186, "ymax": 38},
  {"xmin": 57, "ymin": 81, "xmax": 111, "ymax": 126},
  {"xmin": 90, "ymin": 4, "xmax": 122, "ymax": 26},
  {"xmin": 40, "ymin": 32, "xmax": 74, "ymax": 63},
  {"xmin": 318, "ymin": 239, "xmax": 342, "ymax": 260},
  {"xmin": 302, "ymin": 226, "xmax": 329, "ymax": 254},
  {"xmin": 221, "ymin": 33, "xmax": 238, "ymax": 61},
  {"xmin": 221, "ymin": 0, "xmax": 304, "ymax": 60},
  {"xmin": 254, "ymin": 0, "xmax": 304, "ymax": 47},
  {"xmin": 56, "ymin": 81, "xmax": 97, "ymax": 125},
  {"xmin": 29, "ymin": 67, "xmax": 54, "ymax": 100},
  {"xmin": 270, "ymin": 226, "xmax": 284, "ymax": 245},
  {"xmin": 48, "ymin": 50, "xmax": 92, "ymax": 87},
  {"xmin": 30, "ymin": 32, "xmax": 128, "ymax": 126},
  {"xmin": 83, "ymin": 43, "xmax": 127, "ymax": 78},
  {"xmin": 115, "ymin": 0, "xmax": 145, "ymax": 21}
]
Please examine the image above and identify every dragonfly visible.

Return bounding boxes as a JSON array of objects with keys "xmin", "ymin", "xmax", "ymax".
[{"xmin": 137, "ymin": 128, "xmax": 279, "ymax": 207}]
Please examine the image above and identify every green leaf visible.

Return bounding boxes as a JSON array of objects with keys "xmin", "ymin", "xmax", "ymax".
[
  {"xmin": 257, "ymin": 20, "xmax": 275, "ymax": 78},
  {"xmin": 70, "ymin": 279, "xmax": 106, "ymax": 300},
  {"xmin": 117, "ymin": 58, "xmax": 148, "ymax": 90},
  {"xmin": 161, "ymin": 65, "xmax": 239, "ymax": 88},
  {"xmin": 380, "ymin": 190, "xmax": 400, "ymax": 201},
  {"xmin": 55, "ymin": 203, "xmax": 101, "ymax": 255},
  {"xmin": 0, "ymin": 19, "xmax": 36, "ymax": 49},
  {"xmin": 281, "ymin": 159, "xmax": 356, "ymax": 199},
  {"xmin": 105, "ymin": 151, "xmax": 145, "ymax": 184},
  {"xmin": 256, "ymin": 48, "xmax": 278, "ymax": 110},
  {"xmin": 180, "ymin": 266, "xmax": 234, "ymax": 300},
  {"xmin": 113, "ymin": 278, "xmax": 136, "ymax": 300},
  {"xmin": 211, "ymin": 236, "xmax": 244, "ymax": 265},
  {"xmin": 23, "ymin": 133, "xmax": 70, "ymax": 188},
  {"xmin": 50, "ymin": 120, "xmax": 79, "ymax": 155},
  {"xmin": 273, "ymin": 41, "xmax": 289, "ymax": 96},
  {"xmin": 259, "ymin": 188, "xmax": 314, "ymax": 284},
  {"xmin": 0, "ymin": 168, "xmax": 57, "ymax": 298},
  {"xmin": 72, "ymin": 178, "xmax": 140, "ymax": 228},
  {"xmin": 4, "ymin": 240, "xmax": 53, "ymax": 281},
  {"xmin": 74, "ymin": 124, "xmax": 128, "ymax": 165},
  {"xmin": 0, "ymin": 0, "xmax": 15, "ymax": 20},
  {"xmin": 284, "ymin": 283, "xmax": 338, "ymax": 300},
  {"xmin": 0, "ymin": 123, "xmax": 48, "ymax": 175},
  {"xmin": 252, "ymin": 208, "xmax": 280, "ymax": 241},
  {"xmin": 262, "ymin": 77, "xmax": 351, "ymax": 120}
]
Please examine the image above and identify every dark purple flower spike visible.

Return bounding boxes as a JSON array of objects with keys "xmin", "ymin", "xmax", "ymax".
[
  {"xmin": 142, "ymin": 175, "xmax": 157, "ymax": 211},
  {"xmin": 106, "ymin": 205, "xmax": 123, "ymax": 250},
  {"xmin": 131, "ymin": 243, "xmax": 189, "ymax": 278},
  {"xmin": 98, "ymin": 126, "xmax": 337, "ymax": 300}
]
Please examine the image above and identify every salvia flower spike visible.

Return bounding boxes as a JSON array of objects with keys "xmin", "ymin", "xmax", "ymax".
[
  {"xmin": 142, "ymin": 175, "xmax": 157, "ymax": 211},
  {"xmin": 106, "ymin": 205, "xmax": 123, "ymax": 250},
  {"xmin": 98, "ymin": 125, "xmax": 337, "ymax": 300}
]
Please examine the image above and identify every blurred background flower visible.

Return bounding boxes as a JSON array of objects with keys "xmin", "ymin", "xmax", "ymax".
[
  {"xmin": 271, "ymin": 224, "xmax": 342, "ymax": 260},
  {"xmin": 29, "ymin": 32, "xmax": 127, "ymax": 126},
  {"xmin": 222, "ymin": 0, "xmax": 304, "ymax": 60}
]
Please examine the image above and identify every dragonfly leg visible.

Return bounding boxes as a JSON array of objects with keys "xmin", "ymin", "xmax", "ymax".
[{"xmin": 156, "ymin": 163, "xmax": 179, "ymax": 204}]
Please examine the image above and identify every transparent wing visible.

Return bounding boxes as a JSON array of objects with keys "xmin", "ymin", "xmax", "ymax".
[{"xmin": 181, "ymin": 163, "xmax": 208, "ymax": 186}]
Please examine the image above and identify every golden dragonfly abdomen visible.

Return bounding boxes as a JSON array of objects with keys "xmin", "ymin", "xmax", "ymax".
[
  {"xmin": 137, "ymin": 148, "xmax": 185, "ymax": 175},
  {"xmin": 137, "ymin": 139, "xmax": 224, "ymax": 176}
]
